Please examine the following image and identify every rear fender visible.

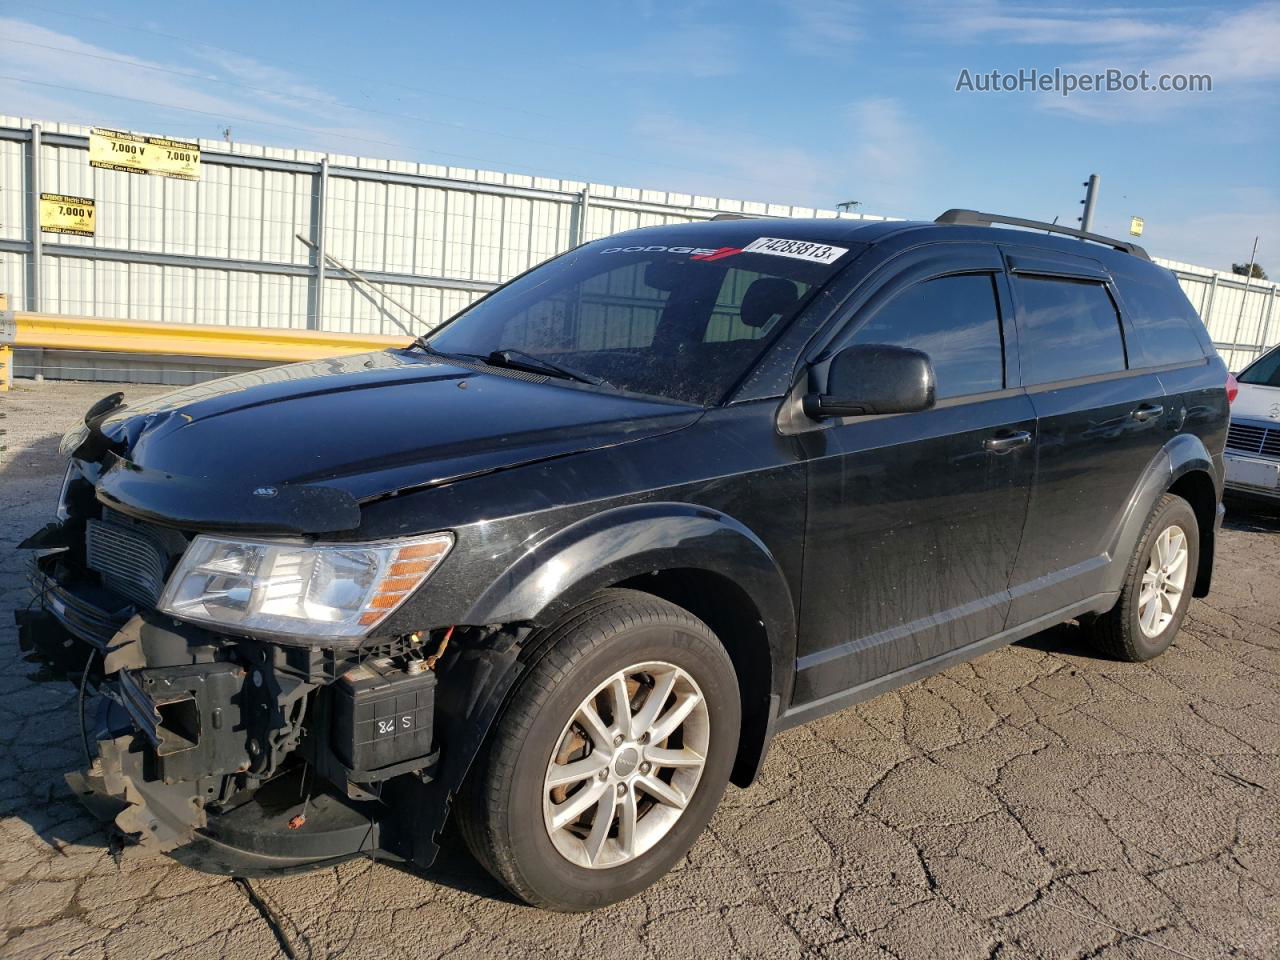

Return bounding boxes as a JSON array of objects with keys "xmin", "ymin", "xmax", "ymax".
[{"xmin": 1103, "ymin": 433, "xmax": 1218, "ymax": 597}]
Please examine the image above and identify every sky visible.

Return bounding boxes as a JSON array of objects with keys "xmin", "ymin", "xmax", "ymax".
[{"xmin": 0, "ymin": 0, "xmax": 1276, "ymax": 271}]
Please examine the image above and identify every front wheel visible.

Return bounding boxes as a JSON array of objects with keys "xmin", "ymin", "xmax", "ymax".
[
  {"xmin": 1085, "ymin": 493, "xmax": 1200, "ymax": 662},
  {"xmin": 457, "ymin": 590, "xmax": 740, "ymax": 911}
]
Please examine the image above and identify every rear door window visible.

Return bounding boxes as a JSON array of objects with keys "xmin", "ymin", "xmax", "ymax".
[
  {"xmin": 1013, "ymin": 276, "xmax": 1127, "ymax": 385},
  {"xmin": 850, "ymin": 273, "xmax": 1005, "ymax": 399}
]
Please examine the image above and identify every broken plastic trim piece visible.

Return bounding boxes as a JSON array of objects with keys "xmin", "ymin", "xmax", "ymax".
[
  {"xmin": 66, "ymin": 735, "xmax": 205, "ymax": 857},
  {"xmin": 69, "ymin": 391, "xmax": 126, "ymax": 463},
  {"xmin": 17, "ymin": 520, "xmax": 78, "ymax": 551}
]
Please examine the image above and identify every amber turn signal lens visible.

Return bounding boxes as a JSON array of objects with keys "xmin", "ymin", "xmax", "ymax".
[{"xmin": 354, "ymin": 534, "xmax": 454, "ymax": 632}]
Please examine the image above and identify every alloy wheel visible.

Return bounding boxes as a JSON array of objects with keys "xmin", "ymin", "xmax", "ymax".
[
  {"xmin": 542, "ymin": 661, "xmax": 710, "ymax": 869},
  {"xmin": 1138, "ymin": 523, "xmax": 1189, "ymax": 638}
]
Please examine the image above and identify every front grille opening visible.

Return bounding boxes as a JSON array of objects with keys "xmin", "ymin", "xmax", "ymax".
[
  {"xmin": 155, "ymin": 695, "xmax": 200, "ymax": 756},
  {"xmin": 1225, "ymin": 423, "xmax": 1280, "ymax": 456}
]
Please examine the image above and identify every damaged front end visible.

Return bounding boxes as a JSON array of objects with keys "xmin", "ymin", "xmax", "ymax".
[{"xmin": 17, "ymin": 404, "xmax": 526, "ymax": 877}]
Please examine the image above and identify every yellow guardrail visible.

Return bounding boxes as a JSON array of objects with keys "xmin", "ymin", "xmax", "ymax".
[
  {"xmin": 0, "ymin": 306, "xmax": 411, "ymax": 391},
  {"xmin": 0, "ymin": 294, "xmax": 11, "ymax": 391}
]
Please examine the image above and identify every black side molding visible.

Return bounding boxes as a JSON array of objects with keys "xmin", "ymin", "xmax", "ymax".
[{"xmin": 935, "ymin": 209, "xmax": 1150, "ymax": 260}]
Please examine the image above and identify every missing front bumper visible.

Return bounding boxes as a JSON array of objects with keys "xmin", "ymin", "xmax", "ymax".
[
  {"xmin": 66, "ymin": 734, "xmax": 206, "ymax": 856},
  {"xmin": 67, "ymin": 741, "xmax": 389, "ymax": 875}
]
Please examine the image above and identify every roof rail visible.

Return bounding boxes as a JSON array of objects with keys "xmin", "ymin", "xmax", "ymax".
[
  {"xmin": 935, "ymin": 209, "xmax": 1150, "ymax": 260},
  {"xmin": 709, "ymin": 213, "xmax": 759, "ymax": 221}
]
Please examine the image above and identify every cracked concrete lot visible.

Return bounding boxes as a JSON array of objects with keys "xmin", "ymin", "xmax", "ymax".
[{"xmin": 1, "ymin": 379, "xmax": 1277, "ymax": 960}]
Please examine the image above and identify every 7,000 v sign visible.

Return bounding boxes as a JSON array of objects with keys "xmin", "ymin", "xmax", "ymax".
[{"xmin": 89, "ymin": 128, "xmax": 201, "ymax": 181}]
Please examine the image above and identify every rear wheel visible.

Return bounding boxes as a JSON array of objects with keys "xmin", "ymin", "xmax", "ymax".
[
  {"xmin": 1085, "ymin": 493, "xmax": 1199, "ymax": 662},
  {"xmin": 457, "ymin": 590, "xmax": 740, "ymax": 911}
]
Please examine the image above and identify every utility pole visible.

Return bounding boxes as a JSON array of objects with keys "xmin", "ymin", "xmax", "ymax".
[{"xmin": 1079, "ymin": 174, "xmax": 1099, "ymax": 233}]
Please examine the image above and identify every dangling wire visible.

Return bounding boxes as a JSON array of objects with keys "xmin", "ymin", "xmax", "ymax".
[
  {"xmin": 425, "ymin": 625, "xmax": 455, "ymax": 670},
  {"xmin": 77, "ymin": 648, "xmax": 99, "ymax": 766}
]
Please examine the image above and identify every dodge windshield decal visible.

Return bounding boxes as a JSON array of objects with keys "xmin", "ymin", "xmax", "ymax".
[
  {"xmin": 599, "ymin": 239, "xmax": 847, "ymax": 265},
  {"xmin": 690, "ymin": 247, "xmax": 742, "ymax": 261},
  {"xmin": 600, "ymin": 245, "xmax": 723, "ymax": 256}
]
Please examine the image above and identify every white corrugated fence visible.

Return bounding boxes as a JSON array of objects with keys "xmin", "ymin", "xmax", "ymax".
[{"xmin": 1, "ymin": 115, "xmax": 1275, "ymax": 379}]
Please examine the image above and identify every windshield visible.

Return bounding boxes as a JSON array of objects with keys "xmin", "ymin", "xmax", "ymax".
[
  {"xmin": 426, "ymin": 234, "xmax": 857, "ymax": 405},
  {"xmin": 1238, "ymin": 345, "xmax": 1280, "ymax": 387}
]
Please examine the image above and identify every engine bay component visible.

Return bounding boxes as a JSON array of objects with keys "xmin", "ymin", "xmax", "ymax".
[{"xmin": 332, "ymin": 656, "xmax": 437, "ymax": 780}]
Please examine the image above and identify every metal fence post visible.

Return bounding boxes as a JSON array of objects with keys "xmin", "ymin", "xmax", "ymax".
[
  {"xmin": 1202, "ymin": 274, "xmax": 1218, "ymax": 336},
  {"xmin": 573, "ymin": 187, "xmax": 591, "ymax": 247},
  {"xmin": 310, "ymin": 156, "xmax": 329, "ymax": 330},
  {"xmin": 1079, "ymin": 174, "xmax": 1099, "ymax": 233},
  {"xmin": 27, "ymin": 123, "xmax": 42, "ymax": 312},
  {"xmin": 1258, "ymin": 286, "xmax": 1277, "ymax": 357},
  {"xmin": 1229, "ymin": 270, "xmax": 1256, "ymax": 355}
]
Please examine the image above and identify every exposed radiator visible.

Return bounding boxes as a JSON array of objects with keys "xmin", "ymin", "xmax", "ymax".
[{"xmin": 85, "ymin": 515, "xmax": 174, "ymax": 608}]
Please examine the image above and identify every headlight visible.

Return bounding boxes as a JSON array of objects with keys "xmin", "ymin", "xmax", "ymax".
[
  {"xmin": 59, "ymin": 423, "xmax": 89, "ymax": 459},
  {"xmin": 157, "ymin": 533, "xmax": 453, "ymax": 640},
  {"xmin": 56, "ymin": 463, "xmax": 75, "ymax": 521}
]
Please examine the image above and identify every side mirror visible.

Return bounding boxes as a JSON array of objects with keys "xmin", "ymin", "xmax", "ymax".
[{"xmin": 804, "ymin": 344, "xmax": 936, "ymax": 419}]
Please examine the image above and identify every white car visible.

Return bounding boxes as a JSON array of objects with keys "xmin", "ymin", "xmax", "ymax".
[{"xmin": 1225, "ymin": 344, "xmax": 1280, "ymax": 502}]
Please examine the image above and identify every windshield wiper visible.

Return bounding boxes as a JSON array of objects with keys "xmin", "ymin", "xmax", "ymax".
[
  {"xmin": 410, "ymin": 337, "xmax": 452, "ymax": 357},
  {"xmin": 483, "ymin": 348, "xmax": 606, "ymax": 386},
  {"xmin": 411, "ymin": 339, "xmax": 607, "ymax": 387}
]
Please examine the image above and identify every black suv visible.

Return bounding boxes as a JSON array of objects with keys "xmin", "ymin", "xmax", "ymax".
[{"xmin": 19, "ymin": 210, "xmax": 1229, "ymax": 911}]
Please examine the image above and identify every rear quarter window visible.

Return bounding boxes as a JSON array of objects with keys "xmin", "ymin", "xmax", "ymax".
[{"xmin": 1115, "ymin": 270, "xmax": 1207, "ymax": 366}]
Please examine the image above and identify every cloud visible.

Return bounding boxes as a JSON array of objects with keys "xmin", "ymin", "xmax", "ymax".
[
  {"xmin": 779, "ymin": 0, "xmax": 860, "ymax": 56},
  {"xmin": 1120, "ymin": 187, "xmax": 1280, "ymax": 272},
  {"xmin": 1151, "ymin": 3, "xmax": 1280, "ymax": 86},
  {"xmin": 594, "ymin": 26, "xmax": 741, "ymax": 79},
  {"xmin": 928, "ymin": 1, "xmax": 1280, "ymax": 124},
  {"xmin": 842, "ymin": 98, "xmax": 930, "ymax": 213},
  {"xmin": 630, "ymin": 97, "xmax": 929, "ymax": 216},
  {"xmin": 631, "ymin": 113, "xmax": 830, "ymax": 203},
  {"xmin": 932, "ymin": 2, "xmax": 1181, "ymax": 48},
  {"xmin": 0, "ymin": 17, "xmax": 400, "ymax": 152}
]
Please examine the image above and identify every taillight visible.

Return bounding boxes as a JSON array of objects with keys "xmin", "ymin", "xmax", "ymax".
[{"xmin": 1226, "ymin": 372, "xmax": 1239, "ymax": 405}]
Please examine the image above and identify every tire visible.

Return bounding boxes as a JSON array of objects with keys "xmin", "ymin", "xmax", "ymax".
[
  {"xmin": 457, "ymin": 589, "xmax": 741, "ymax": 911},
  {"xmin": 1085, "ymin": 493, "xmax": 1199, "ymax": 662}
]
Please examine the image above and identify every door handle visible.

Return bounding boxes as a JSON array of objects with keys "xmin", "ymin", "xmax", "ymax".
[
  {"xmin": 984, "ymin": 430, "xmax": 1032, "ymax": 454},
  {"xmin": 1131, "ymin": 403, "xmax": 1164, "ymax": 423}
]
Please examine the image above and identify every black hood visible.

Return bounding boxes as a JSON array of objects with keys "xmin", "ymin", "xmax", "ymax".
[{"xmin": 89, "ymin": 350, "xmax": 701, "ymax": 532}]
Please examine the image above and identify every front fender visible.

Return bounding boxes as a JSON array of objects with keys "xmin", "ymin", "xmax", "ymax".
[{"xmin": 463, "ymin": 502, "xmax": 795, "ymax": 697}]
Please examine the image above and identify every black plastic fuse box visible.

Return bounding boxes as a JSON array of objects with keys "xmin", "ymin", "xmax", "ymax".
[{"xmin": 331, "ymin": 657, "xmax": 435, "ymax": 777}]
